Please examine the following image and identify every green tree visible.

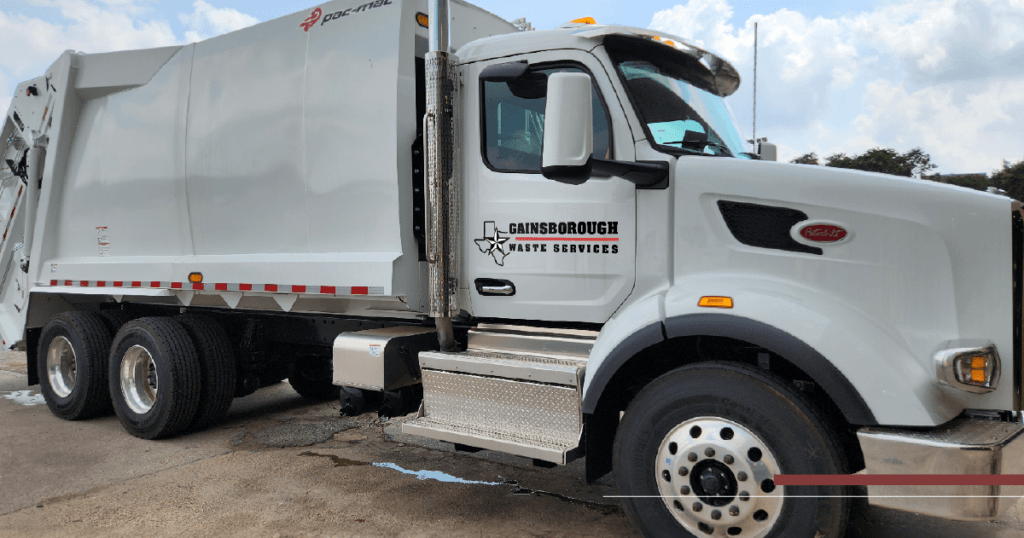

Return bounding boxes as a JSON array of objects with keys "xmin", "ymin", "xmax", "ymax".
[
  {"xmin": 924, "ymin": 173, "xmax": 990, "ymax": 192},
  {"xmin": 824, "ymin": 147, "xmax": 937, "ymax": 178},
  {"xmin": 790, "ymin": 152, "xmax": 820, "ymax": 165},
  {"xmin": 990, "ymin": 158, "xmax": 1024, "ymax": 202}
]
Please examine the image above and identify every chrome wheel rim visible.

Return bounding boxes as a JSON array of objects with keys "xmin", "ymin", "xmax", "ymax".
[
  {"xmin": 120, "ymin": 345, "xmax": 158, "ymax": 414},
  {"xmin": 656, "ymin": 417, "xmax": 784, "ymax": 538},
  {"xmin": 46, "ymin": 336, "xmax": 77, "ymax": 398}
]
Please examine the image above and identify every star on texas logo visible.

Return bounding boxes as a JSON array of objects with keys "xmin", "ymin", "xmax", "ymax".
[{"xmin": 474, "ymin": 221, "xmax": 511, "ymax": 266}]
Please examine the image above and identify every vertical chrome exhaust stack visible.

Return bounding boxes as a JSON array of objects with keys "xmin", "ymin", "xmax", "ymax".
[{"xmin": 425, "ymin": 0, "xmax": 460, "ymax": 351}]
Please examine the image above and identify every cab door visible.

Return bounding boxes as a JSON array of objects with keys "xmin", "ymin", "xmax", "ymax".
[{"xmin": 462, "ymin": 50, "xmax": 636, "ymax": 324}]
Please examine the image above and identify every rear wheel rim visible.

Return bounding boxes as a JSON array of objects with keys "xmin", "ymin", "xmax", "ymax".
[
  {"xmin": 656, "ymin": 417, "xmax": 784, "ymax": 538},
  {"xmin": 45, "ymin": 336, "xmax": 77, "ymax": 398},
  {"xmin": 120, "ymin": 345, "xmax": 158, "ymax": 414}
]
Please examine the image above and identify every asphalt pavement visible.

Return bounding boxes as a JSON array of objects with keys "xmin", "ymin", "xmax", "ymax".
[{"xmin": 2, "ymin": 350, "xmax": 1024, "ymax": 537}]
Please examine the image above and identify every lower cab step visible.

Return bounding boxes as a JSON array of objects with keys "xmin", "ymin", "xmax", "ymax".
[{"xmin": 402, "ymin": 347, "xmax": 588, "ymax": 465}]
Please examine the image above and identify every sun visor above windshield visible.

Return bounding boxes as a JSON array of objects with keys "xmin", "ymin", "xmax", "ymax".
[{"xmin": 579, "ymin": 27, "xmax": 740, "ymax": 97}]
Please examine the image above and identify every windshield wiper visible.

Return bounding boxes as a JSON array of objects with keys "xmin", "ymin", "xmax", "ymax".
[{"xmin": 662, "ymin": 140, "xmax": 734, "ymax": 157}]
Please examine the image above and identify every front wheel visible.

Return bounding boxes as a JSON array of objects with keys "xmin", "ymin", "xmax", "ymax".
[{"xmin": 613, "ymin": 361, "xmax": 849, "ymax": 538}]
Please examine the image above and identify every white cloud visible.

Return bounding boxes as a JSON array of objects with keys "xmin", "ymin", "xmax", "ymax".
[
  {"xmin": 179, "ymin": 0, "xmax": 259, "ymax": 43},
  {"xmin": 2, "ymin": 1, "xmax": 259, "ymax": 125},
  {"xmin": 649, "ymin": 0, "xmax": 1024, "ymax": 173}
]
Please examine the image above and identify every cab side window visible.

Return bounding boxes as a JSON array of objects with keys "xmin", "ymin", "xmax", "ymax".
[{"xmin": 482, "ymin": 66, "xmax": 611, "ymax": 173}]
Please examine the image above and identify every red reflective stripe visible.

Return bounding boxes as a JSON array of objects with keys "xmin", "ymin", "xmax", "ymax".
[
  {"xmin": 113, "ymin": 281, "xmax": 123, "ymax": 287},
  {"xmin": 150, "ymin": 281, "xmax": 160, "ymax": 288},
  {"xmin": 79, "ymin": 281, "xmax": 88, "ymax": 287},
  {"xmin": 352, "ymin": 286, "xmax": 368, "ymax": 295},
  {"xmin": 239, "ymin": 283, "xmax": 252, "ymax": 291},
  {"xmin": 64, "ymin": 280, "xmax": 73, "ymax": 286},
  {"xmin": 96, "ymin": 281, "xmax": 106, "ymax": 287},
  {"xmin": 131, "ymin": 281, "xmax": 142, "ymax": 287},
  {"xmin": 321, "ymin": 286, "xmax": 336, "ymax": 294},
  {"xmin": 49, "ymin": 280, "xmax": 57, "ymax": 286},
  {"xmin": 292, "ymin": 285, "xmax": 306, "ymax": 293},
  {"xmin": 192, "ymin": 283, "xmax": 204, "ymax": 290},
  {"xmin": 265, "ymin": 284, "xmax": 278, "ymax": 292},
  {"xmin": 775, "ymin": 474, "xmax": 1024, "ymax": 486},
  {"xmin": 215, "ymin": 283, "xmax": 227, "ymax": 291},
  {"xmin": 171, "ymin": 282, "xmax": 182, "ymax": 289}
]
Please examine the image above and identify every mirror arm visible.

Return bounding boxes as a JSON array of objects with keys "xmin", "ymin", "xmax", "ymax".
[{"xmin": 592, "ymin": 159, "xmax": 670, "ymax": 189}]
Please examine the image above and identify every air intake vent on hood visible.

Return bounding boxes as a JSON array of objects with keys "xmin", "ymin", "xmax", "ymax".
[{"xmin": 717, "ymin": 201, "xmax": 822, "ymax": 255}]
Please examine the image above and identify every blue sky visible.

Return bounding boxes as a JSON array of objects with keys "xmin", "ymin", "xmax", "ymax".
[{"xmin": 3, "ymin": 0, "xmax": 1022, "ymax": 173}]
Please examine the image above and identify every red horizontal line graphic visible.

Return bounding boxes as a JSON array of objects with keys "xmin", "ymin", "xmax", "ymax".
[
  {"xmin": 352, "ymin": 286, "xmax": 368, "ymax": 295},
  {"xmin": 215, "ymin": 283, "xmax": 227, "ymax": 291},
  {"xmin": 775, "ymin": 474, "xmax": 1024, "ymax": 486},
  {"xmin": 515, "ymin": 237, "xmax": 619, "ymax": 242},
  {"xmin": 321, "ymin": 286, "xmax": 336, "ymax": 294}
]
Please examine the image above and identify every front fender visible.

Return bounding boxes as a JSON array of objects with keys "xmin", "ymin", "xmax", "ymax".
[{"xmin": 584, "ymin": 276, "xmax": 966, "ymax": 427}]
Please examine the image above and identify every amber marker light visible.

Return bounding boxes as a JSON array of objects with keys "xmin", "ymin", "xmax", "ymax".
[
  {"xmin": 698, "ymin": 296, "xmax": 733, "ymax": 308},
  {"xmin": 188, "ymin": 272, "xmax": 203, "ymax": 283},
  {"xmin": 570, "ymin": 17, "xmax": 597, "ymax": 24},
  {"xmin": 416, "ymin": 12, "xmax": 429, "ymax": 27}
]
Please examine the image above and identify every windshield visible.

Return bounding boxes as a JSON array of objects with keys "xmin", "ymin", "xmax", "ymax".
[{"xmin": 606, "ymin": 38, "xmax": 751, "ymax": 159}]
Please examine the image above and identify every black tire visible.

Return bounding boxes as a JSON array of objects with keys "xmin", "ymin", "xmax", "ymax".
[
  {"xmin": 37, "ymin": 312, "xmax": 113, "ymax": 420},
  {"xmin": 108, "ymin": 317, "xmax": 202, "ymax": 439},
  {"xmin": 174, "ymin": 315, "xmax": 237, "ymax": 431},
  {"xmin": 97, "ymin": 309, "xmax": 134, "ymax": 335},
  {"xmin": 613, "ymin": 361, "xmax": 849, "ymax": 538},
  {"xmin": 288, "ymin": 355, "xmax": 340, "ymax": 400}
]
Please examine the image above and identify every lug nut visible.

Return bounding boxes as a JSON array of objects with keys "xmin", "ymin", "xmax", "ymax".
[
  {"xmin": 723, "ymin": 454, "xmax": 734, "ymax": 465},
  {"xmin": 740, "ymin": 491, "xmax": 750, "ymax": 502},
  {"xmin": 704, "ymin": 448, "xmax": 716, "ymax": 457},
  {"xmin": 680, "ymin": 486, "xmax": 691, "ymax": 495},
  {"xmin": 678, "ymin": 467, "xmax": 689, "ymax": 477},
  {"xmin": 711, "ymin": 509, "xmax": 722, "ymax": 520},
  {"xmin": 730, "ymin": 505, "xmax": 740, "ymax": 517},
  {"xmin": 692, "ymin": 502, "xmax": 703, "ymax": 512},
  {"xmin": 688, "ymin": 452, "xmax": 698, "ymax": 462},
  {"xmin": 737, "ymin": 471, "xmax": 748, "ymax": 482}
]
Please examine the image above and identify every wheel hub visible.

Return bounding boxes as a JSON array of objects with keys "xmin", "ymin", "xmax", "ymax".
[
  {"xmin": 692, "ymin": 460, "xmax": 737, "ymax": 506},
  {"xmin": 656, "ymin": 417, "xmax": 783, "ymax": 537},
  {"xmin": 46, "ymin": 336, "xmax": 77, "ymax": 398},
  {"xmin": 120, "ymin": 345, "xmax": 158, "ymax": 414}
]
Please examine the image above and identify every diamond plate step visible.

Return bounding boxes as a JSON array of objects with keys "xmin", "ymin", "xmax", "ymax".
[
  {"xmin": 403, "ymin": 331, "xmax": 589, "ymax": 464},
  {"xmin": 418, "ymin": 349, "xmax": 585, "ymax": 386}
]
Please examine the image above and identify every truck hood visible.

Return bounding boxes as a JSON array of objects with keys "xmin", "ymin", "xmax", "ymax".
[{"xmin": 672, "ymin": 155, "xmax": 1015, "ymax": 411}]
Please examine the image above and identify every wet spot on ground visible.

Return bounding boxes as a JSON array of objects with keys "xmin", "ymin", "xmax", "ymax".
[
  {"xmin": 231, "ymin": 418, "xmax": 358, "ymax": 449},
  {"xmin": 299, "ymin": 451, "xmax": 369, "ymax": 467},
  {"xmin": 2, "ymin": 390, "xmax": 45, "ymax": 406}
]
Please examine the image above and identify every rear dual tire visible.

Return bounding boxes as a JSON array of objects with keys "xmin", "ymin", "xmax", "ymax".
[
  {"xmin": 109, "ymin": 317, "xmax": 202, "ymax": 439},
  {"xmin": 37, "ymin": 312, "xmax": 114, "ymax": 420}
]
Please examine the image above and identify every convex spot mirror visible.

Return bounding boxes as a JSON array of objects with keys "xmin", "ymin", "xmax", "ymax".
[{"xmin": 479, "ymin": 60, "xmax": 547, "ymax": 99}]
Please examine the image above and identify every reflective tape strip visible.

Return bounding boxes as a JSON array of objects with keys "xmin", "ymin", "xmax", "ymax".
[{"xmin": 41, "ymin": 280, "xmax": 384, "ymax": 295}]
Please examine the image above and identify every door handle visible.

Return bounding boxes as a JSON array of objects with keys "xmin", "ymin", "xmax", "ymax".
[{"xmin": 475, "ymin": 278, "xmax": 515, "ymax": 296}]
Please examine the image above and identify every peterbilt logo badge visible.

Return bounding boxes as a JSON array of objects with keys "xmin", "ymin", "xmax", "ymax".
[
  {"xmin": 799, "ymin": 224, "xmax": 848, "ymax": 243},
  {"xmin": 300, "ymin": 8, "xmax": 322, "ymax": 31}
]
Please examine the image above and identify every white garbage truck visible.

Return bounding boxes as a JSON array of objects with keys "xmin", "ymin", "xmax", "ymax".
[{"xmin": 4, "ymin": 0, "xmax": 1024, "ymax": 536}]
